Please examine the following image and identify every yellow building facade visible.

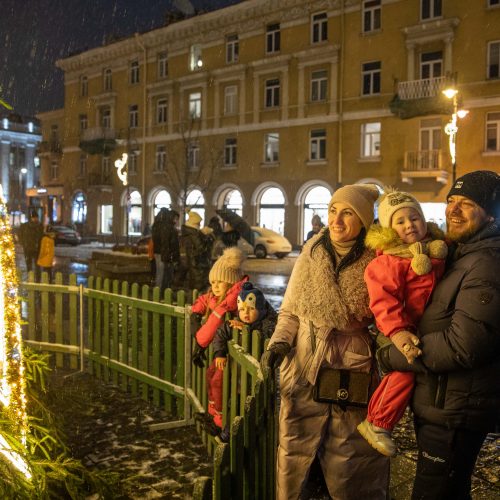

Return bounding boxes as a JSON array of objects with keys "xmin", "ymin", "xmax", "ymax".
[{"xmin": 37, "ymin": 0, "xmax": 500, "ymax": 245}]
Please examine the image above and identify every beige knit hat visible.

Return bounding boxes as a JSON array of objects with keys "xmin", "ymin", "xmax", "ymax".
[
  {"xmin": 328, "ymin": 184, "xmax": 380, "ymax": 229},
  {"xmin": 185, "ymin": 210, "xmax": 202, "ymax": 229},
  {"xmin": 377, "ymin": 189, "xmax": 425, "ymax": 229},
  {"xmin": 209, "ymin": 247, "xmax": 245, "ymax": 285}
]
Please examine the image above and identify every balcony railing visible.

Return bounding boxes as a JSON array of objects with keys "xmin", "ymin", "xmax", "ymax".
[
  {"xmin": 397, "ymin": 76, "xmax": 448, "ymax": 100},
  {"xmin": 404, "ymin": 149, "xmax": 443, "ymax": 171},
  {"xmin": 88, "ymin": 172, "xmax": 113, "ymax": 186},
  {"xmin": 38, "ymin": 140, "xmax": 62, "ymax": 154},
  {"xmin": 80, "ymin": 127, "xmax": 117, "ymax": 155},
  {"xmin": 80, "ymin": 127, "xmax": 116, "ymax": 142}
]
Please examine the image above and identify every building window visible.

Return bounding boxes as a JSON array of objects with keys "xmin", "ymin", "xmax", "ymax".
[
  {"xmin": 362, "ymin": 61, "xmax": 381, "ymax": 95},
  {"xmin": 363, "ymin": 0, "xmax": 381, "ymax": 33},
  {"xmin": 361, "ymin": 122, "xmax": 381, "ymax": 158},
  {"xmin": 489, "ymin": 0, "xmax": 500, "ymax": 6},
  {"xmin": 226, "ymin": 34, "xmax": 239, "ymax": 63},
  {"xmin": 311, "ymin": 12, "xmax": 328, "ymax": 44},
  {"xmin": 102, "ymin": 156, "xmax": 111, "ymax": 181},
  {"xmin": 265, "ymin": 78, "xmax": 280, "ymax": 108},
  {"xmin": 80, "ymin": 75, "xmax": 88, "ymax": 97},
  {"xmin": 103, "ymin": 68, "xmax": 112, "ymax": 91},
  {"xmin": 486, "ymin": 112, "xmax": 500, "ymax": 151},
  {"xmin": 189, "ymin": 92, "xmax": 202, "ymax": 119},
  {"xmin": 224, "ymin": 138, "xmax": 237, "ymax": 167},
  {"xmin": 157, "ymin": 51, "xmax": 168, "ymax": 78},
  {"xmin": 50, "ymin": 161, "xmax": 59, "ymax": 179},
  {"xmin": 420, "ymin": 51, "xmax": 443, "ymax": 79},
  {"xmin": 224, "ymin": 85, "xmax": 238, "ymax": 115},
  {"xmin": 128, "ymin": 152, "xmax": 138, "ymax": 174},
  {"xmin": 100, "ymin": 205, "xmax": 113, "ymax": 234},
  {"xmin": 101, "ymin": 107, "xmax": 111, "ymax": 128},
  {"xmin": 488, "ymin": 41, "xmax": 500, "ymax": 79},
  {"xmin": 79, "ymin": 155, "xmax": 87, "ymax": 176},
  {"xmin": 155, "ymin": 145, "xmax": 167, "ymax": 172},
  {"xmin": 129, "ymin": 104, "xmax": 139, "ymax": 128},
  {"xmin": 79, "ymin": 114, "xmax": 88, "ymax": 131},
  {"xmin": 264, "ymin": 133, "xmax": 279, "ymax": 163},
  {"xmin": 421, "ymin": 0, "xmax": 442, "ymax": 20},
  {"xmin": 266, "ymin": 23, "xmax": 280, "ymax": 53},
  {"xmin": 310, "ymin": 129, "xmax": 326, "ymax": 160},
  {"xmin": 129, "ymin": 60, "xmax": 140, "ymax": 84},
  {"xmin": 190, "ymin": 44, "xmax": 203, "ymax": 71},
  {"xmin": 188, "ymin": 142, "xmax": 200, "ymax": 170},
  {"xmin": 157, "ymin": 98, "xmax": 168, "ymax": 124},
  {"xmin": 311, "ymin": 70, "xmax": 328, "ymax": 102}
]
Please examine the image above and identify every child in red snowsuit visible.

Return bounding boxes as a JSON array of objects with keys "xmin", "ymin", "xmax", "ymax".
[
  {"xmin": 357, "ymin": 190, "xmax": 448, "ymax": 457},
  {"xmin": 191, "ymin": 247, "xmax": 248, "ymax": 431}
]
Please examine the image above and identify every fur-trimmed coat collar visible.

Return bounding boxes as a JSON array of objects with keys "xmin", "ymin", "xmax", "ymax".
[{"xmin": 281, "ymin": 233, "xmax": 374, "ymax": 329}]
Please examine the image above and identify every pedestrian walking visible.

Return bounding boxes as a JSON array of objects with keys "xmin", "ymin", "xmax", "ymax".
[
  {"xmin": 37, "ymin": 230, "xmax": 56, "ymax": 282},
  {"xmin": 159, "ymin": 209, "xmax": 180, "ymax": 292},
  {"xmin": 19, "ymin": 210, "xmax": 44, "ymax": 280},
  {"xmin": 357, "ymin": 189, "xmax": 447, "ymax": 457},
  {"xmin": 261, "ymin": 184, "xmax": 389, "ymax": 499},
  {"xmin": 378, "ymin": 170, "xmax": 500, "ymax": 500}
]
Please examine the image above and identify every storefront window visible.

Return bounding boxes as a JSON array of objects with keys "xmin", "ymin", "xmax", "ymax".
[
  {"xmin": 258, "ymin": 187, "xmax": 285, "ymax": 234},
  {"xmin": 100, "ymin": 205, "xmax": 113, "ymax": 234},
  {"xmin": 128, "ymin": 190, "xmax": 142, "ymax": 236},
  {"xmin": 71, "ymin": 192, "xmax": 87, "ymax": 224}
]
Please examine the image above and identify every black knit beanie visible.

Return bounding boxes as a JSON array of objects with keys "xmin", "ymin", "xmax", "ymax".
[{"xmin": 447, "ymin": 170, "xmax": 500, "ymax": 218}]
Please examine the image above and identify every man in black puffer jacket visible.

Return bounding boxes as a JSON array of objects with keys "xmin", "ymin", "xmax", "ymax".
[{"xmin": 379, "ymin": 170, "xmax": 500, "ymax": 500}]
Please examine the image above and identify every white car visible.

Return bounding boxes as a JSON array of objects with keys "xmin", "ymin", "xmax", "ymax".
[{"xmin": 250, "ymin": 226, "xmax": 292, "ymax": 259}]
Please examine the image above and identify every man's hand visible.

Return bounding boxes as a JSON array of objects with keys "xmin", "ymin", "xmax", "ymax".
[
  {"xmin": 391, "ymin": 330, "xmax": 422, "ymax": 364},
  {"xmin": 192, "ymin": 342, "xmax": 207, "ymax": 368},
  {"xmin": 215, "ymin": 357, "xmax": 227, "ymax": 371},
  {"xmin": 260, "ymin": 342, "xmax": 291, "ymax": 378}
]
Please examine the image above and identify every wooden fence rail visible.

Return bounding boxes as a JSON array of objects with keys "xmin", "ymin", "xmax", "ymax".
[{"xmin": 20, "ymin": 272, "xmax": 277, "ymax": 499}]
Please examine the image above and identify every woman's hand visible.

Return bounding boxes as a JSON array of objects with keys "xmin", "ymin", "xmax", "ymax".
[
  {"xmin": 215, "ymin": 357, "xmax": 227, "ymax": 370},
  {"xmin": 260, "ymin": 342, "xmax": 291, "ymax": 378}
]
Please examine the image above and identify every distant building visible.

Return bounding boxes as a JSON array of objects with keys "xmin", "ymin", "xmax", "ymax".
[
  {"xmin": 38, "ymin": 0, "xmax": 500, "ymax": 245},
  {"xmin": 0, "ymin": 112, "xmax": 42, "ymax": 226}
]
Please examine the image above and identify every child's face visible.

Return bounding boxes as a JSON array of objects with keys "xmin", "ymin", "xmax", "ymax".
[
  {"xmin": 391, "ymin": 207, "xmax": 427, "ymax": 244},
  {"xmin": 211, "ymin": 280, "xmax": 232, "ymax": 298},
  {"xmin": 238, "ymin": 304, "xmax": 259, "ymax": 324}
]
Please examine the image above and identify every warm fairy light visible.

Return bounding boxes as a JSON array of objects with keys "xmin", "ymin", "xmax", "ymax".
[
  {"xmin": 114, "ymin": 153, "xmax": 128, "ymax": 186},
  {"xmin": 0, "ymin": 184, "xmax": 31, "ymax": 479}
]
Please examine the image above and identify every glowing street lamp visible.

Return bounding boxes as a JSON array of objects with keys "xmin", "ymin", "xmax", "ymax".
[
  {"xmin": 114, "ymin": 153, "xmax": 130, "ymax": 245},
  {"xmin": 442, "ymin": 87, "xmax": 469, "ymax": 183}
]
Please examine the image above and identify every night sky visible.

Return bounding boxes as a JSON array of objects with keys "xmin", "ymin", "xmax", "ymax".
[{"xmin": 0, "ymin": 0, "xmax": 240, "ymax": 117}]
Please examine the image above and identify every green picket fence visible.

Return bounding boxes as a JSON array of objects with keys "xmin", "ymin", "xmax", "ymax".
[{"xmin": 20, "ymin": 272, "xmax": 277, "ymax": 499}]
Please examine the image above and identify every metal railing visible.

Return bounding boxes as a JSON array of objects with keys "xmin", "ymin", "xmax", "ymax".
[
  {"xmin": 80, "ymin": 127, "xmax": 116, "ymax": 142},
  {"xmin": 397, "ymin": 76, "xmax": 447, "ymax": 100},
  {"xmin": 404, "ymin": 149, "xmax": 443, "ymax": 171}
]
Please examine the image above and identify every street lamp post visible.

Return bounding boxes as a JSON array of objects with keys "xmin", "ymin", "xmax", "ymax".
[
  {"xmin": 114, "ymin": 152, "xmax": 129, "ymax": 245},
  {"xmin": 442, "ymin": 88, "xmax": 469, "ymax": 183}
]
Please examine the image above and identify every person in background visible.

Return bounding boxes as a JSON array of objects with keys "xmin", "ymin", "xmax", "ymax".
[
  {"xmin": 305, "ymin": 213, "xmax": 324, "ymax": 242},
  {"xmin": 261, "ymin": 184, "xmax": 389, "ymax": 499},
  {"xmin": 377, "ymin": 170, "xmax": 500, "ymax": 499},
  {"xmin": 357, "ymin": 189, "xmax": 447, "ymax": 457},
  {"xmin": 159, "ymin": 209, "xmax": 180, "ymax": 292},
  {"xmin": 37, "ymin": 230, "xmax": 56, "ymax": 282},
  {"xmin": 142, "ymin": 222, "xmax": 152, "ymax": 236},
  {"xmin": 19, "ymin": 210, "xmax": 44, "ymax": 280},
  {"xmin": 147, "ymin": 235, "xmax": 156, "ymax": 285}
]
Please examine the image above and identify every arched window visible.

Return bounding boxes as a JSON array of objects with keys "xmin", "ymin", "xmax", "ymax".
[
  {"xmin": 71, "ymin": 192, "xmax": 87, "ymax": 224},
  {"xmin": 223, "ymin": 189, "xmax": 243, "ymax": 215},
  {"xmin": 186, "ymin": 189, "xmax": 205, "ymax": 225},
  {"xmin": 153, "ymin": 190, "xmax": 172, "ymax": 216},
  {"xmin": 303, "ymin": 186, "xmax": 331, "ymax": 241},
  {"xmin": 127, "ymin": 190, "xmax": 142, "ymax": 236},
  {"xmin": 258, "ymin": 187, "xmax": 285, "ymax": 234}
]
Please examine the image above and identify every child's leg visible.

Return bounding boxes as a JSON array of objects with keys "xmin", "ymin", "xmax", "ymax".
[
  {"xmin": 367, "ymin": 371, "xmax": 415, "ymax": 430},
  {"xmin": 205, "ymin": 360, "xmax": 224, "ymax": 427}
]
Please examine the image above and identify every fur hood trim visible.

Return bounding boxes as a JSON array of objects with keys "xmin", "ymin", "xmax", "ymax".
[
  {"xmin": 366, "ymin": 221, "xmax": 444, "ymax": 251},
  {"xmin": 282, "ymin": 236, "xmax": 374, "ymax": 329}
]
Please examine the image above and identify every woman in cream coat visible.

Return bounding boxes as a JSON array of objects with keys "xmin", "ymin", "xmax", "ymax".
[{"xmin": 262, "ymin": 184, "xmax": 390, "ymax": 500}]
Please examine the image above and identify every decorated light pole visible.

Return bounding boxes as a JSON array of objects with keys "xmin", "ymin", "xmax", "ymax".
[{"xmin": 114, "ymin": 152, "xmax": 130, "ymax": 245}]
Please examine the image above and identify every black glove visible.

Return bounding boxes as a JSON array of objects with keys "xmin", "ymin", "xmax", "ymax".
[
  {"xmin": 375, "ymin": 342, "xmax": 393, "ymax": 377},
  {"xmin": 192, "ymin": 342, "xmax": 207, "ymax": 368},
  {"xmin": 376, "ymin": 343, "xmax": 428, "ymax": 377},
  {"xmin": 260, "ymin": 342, "xmax": 291, "ymax": 378}
]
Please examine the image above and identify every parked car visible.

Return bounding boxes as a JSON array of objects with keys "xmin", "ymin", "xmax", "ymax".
[
  {"xmin": 250, "ymin": 226, "xmax": 292, "ymax": 259},
  {"xmin": 47, "ymin": 225, "xmax": 82, "ymax": 246}
]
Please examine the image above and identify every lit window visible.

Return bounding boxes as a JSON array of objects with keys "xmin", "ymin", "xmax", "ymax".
[
  {"xmin": 2, "ymin": 118, "xmax": 8, "ymax": 129},
  {"xmin": 155, "ymin": 145, "xmax": 167, "ymax": 172},
  {"xmin": 224, "ymin": 138, "xmax": 237, "ymax": 166},
  {"xmin": 486, "ymin": 112, "xmax": 500, "ymax": 151},
  {"xmin": 100, "ymin": 205, "xmax": 113, "ymax": 234},
  {"xmin": 188, "ymin": 142, "xmax": 200, "ymax": 170},
  {"xmin": 189, "ymin": 92, "xmax": 202, "ymax": 118},
  {"xmin": 264, "ymin": 133, "xmax": 279, "ymax": 163},
  {"xmin": 311, "ymin": 12, "xmax": 328, "ymax": 43},
  {"xmin": 362, "ymin": 61, "xmax": 381, "ymax": 95},
  {"xmin": 421, "ymin": 0, "xmax": 442, "ymax": 20},
  {"xmin": 157, "ymin": 98, "xmax": 168, "ymax": 124},
  {"xmin": 129, "ymin": 60, "xmax": 140, "ymax": 84},
  {"xmin": 310, "ymin": 129, "xmax": 326, "ymax": 160},
  {"xmin": 265, "ymin": 78, "xmax": 280, "ymax": 108},
  {"xmin": 157, "ymin": 51, "xmax": 168, "ymax": 78},
  {"xmin": 80, "ymin": 75, "xmax": 88, "ymax": 97},
  {"xmin": 488, "ymin": 41, "xmax": 500, "ymax": 79},
  {"xmin": 226, "ymin": 34, "xmax": 239, "ymax": 63},
  {"xmin": 361, "ymin": 122, "xmax": 381, "ymax": 158},
  {"xmin": 363, "ymin": 0, "xmax": 381, "ymax": 33},
  {"xmin": 311, "ymin": 70, "xmax": 328, "ymax": 102},
  {"xmin": 103, "ymin": 68, "xmax": 112, "ymax": 91},
  {"xmin": 190, "ymin": 44, "xmax": 203, "ymax": 71},
  {"xmin": 224, "ymin": 85, "xmax": 238, "ymax": 115},
  {"xmin": 266, "ymin": 23, "xmax": 280, "ymax": 53},
  {"xmin": 129, "ymin": 104, "xmax": 139, "ymax": 128}
]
